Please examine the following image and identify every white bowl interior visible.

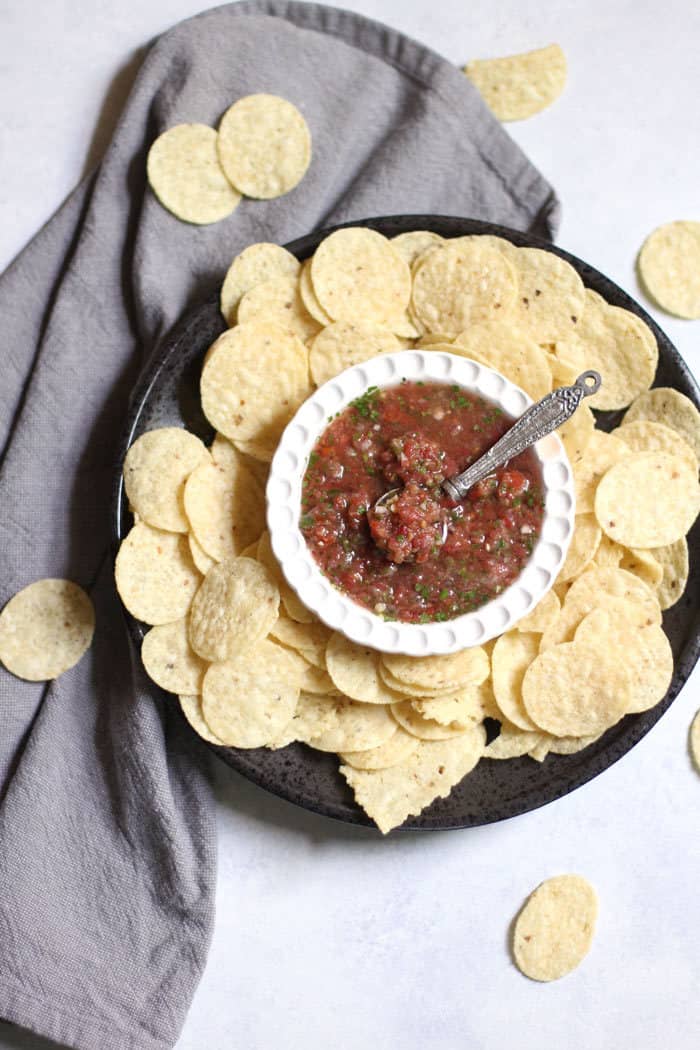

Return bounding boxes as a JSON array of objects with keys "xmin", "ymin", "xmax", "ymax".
[{"xmin": 267, "ymin": 351, "xmax": 574, "ymax": 654}]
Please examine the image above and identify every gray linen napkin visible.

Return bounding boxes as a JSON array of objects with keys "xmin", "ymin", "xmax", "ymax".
[{"xmin": 0, "ymin": 3, "xmax": 560, "ymax": 1047}]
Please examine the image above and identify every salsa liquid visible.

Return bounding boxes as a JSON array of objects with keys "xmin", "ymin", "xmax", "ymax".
[{"xmin": 300, "ymin": 381, "xmax": 545, "ymax": 624}]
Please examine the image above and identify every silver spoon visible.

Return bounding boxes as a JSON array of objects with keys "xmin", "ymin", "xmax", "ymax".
[{"xmin": 371, "ymin": 370, "xmax": 601, "ymax": 537}]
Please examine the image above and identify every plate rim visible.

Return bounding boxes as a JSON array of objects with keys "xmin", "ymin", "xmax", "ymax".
[{"xmin": 112, "ymin": 213, "xmax": 700, "ymax": 833}]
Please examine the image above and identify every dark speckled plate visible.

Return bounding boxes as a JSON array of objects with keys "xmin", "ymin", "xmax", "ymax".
[{"xmin": 113, "ymin": 215, "xmax": 700, "ymax": 831}]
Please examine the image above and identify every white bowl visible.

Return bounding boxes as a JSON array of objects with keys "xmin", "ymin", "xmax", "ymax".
[{"xmin": 267, "ymin": 351, "xmax": 574, "ymax": 655}]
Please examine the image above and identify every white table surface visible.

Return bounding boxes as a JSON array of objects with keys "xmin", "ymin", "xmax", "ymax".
[{"xmin": 1, "ymin": 1, "xmax": 698, "ymax": 1048}]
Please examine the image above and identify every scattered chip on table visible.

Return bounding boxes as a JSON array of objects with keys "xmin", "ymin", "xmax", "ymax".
[
  {"xmin": 512, "ymin": 874, "xmax": 597, "ymax": 981},
  {"xmin": 638, "ymin": 220, "xmax": 700, "ymax": 319},
  {"xmin": 217, "ymin": 93, "xmax": 311, "ymax": 199},
  {"xmin": 147, "ymin": 123, "xmax": 241, "ymax": 224},
  {"xmin": 464, "ymin": 44, "xmax": 567, "ymax": 122},
  {"xmin": 0, "ymin": 579, "xmax": 95, "ymax": 681},
  {"xmin": 690, "ymin": 710, "xmax": 700, "ymax": 773}
]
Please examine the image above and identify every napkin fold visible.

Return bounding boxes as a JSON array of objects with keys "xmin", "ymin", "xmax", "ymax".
[{"xmin": 0, "ymin": 3, "xmax": 559, "ymax": 1047}]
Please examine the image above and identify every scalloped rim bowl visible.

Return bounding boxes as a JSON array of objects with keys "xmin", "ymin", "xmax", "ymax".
[{"xmin": 267, "ymin": 350, "xmax": 575, "ymax": 655}]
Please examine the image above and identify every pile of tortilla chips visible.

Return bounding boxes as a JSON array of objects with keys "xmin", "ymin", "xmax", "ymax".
[{"xmin": 114, "ymin": 228, "xmax": 700, "ymax": 833}]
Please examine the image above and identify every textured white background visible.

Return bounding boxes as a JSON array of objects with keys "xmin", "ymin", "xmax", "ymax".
[{"xmin": 1, "ymin": 1, "xmax": 698, "ymax": 1048}]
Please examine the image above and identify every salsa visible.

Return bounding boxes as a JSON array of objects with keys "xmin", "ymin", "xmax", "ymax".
[{"xmin": 300, "ymin": 381, "xmax": 545, "ymax": 623}]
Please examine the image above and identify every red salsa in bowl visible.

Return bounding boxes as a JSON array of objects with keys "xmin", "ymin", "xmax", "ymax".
[{"xmin": 299, "ymin": 380, "xmax": 545, "ymax": 624}]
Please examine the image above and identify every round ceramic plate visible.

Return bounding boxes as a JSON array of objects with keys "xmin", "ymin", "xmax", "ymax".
[{"xmin": 113, "ymin": 215, "xmax": 700, "ymax": 831}]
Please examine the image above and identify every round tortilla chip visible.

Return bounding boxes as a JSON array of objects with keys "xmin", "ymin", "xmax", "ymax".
[
  {"xmin": 593, "ymin": 533, "xmax": 624, "ymax": 570},
  {"xmin": 506, "ymin": 247, "xmax": 585, "ymax": 343},
  {"xmin": 484, "ymin": 725, "xmax": 545, "ymax": 760},
  {"xmin": 309, "ymin": 697, "xmax": 397, "ymax": 752},
  {"xmin": 311, "ymin": 228, "xmax": 411, "ymax": 327},
  {"xmin": 309, "ymin": 321, "xmax": 400, "ymax": 386},
  {"xmin": 179, "ymin": 694, "xmax": 227, "ymax": 746},
  {"xmin": 594, "ymin": 452, "xmax": 700, "ymax": 548},
  {"xmin": 651, "ymin": 538, "xmax": 689, "ymax": 610},
  {"xmin": 491, "ymin": 632, "xmax": 540, "ymax": 731},
  {"xmin": 141, "ymin": 619, "xmax": 207, "ymax": 695},
  {"xmin": 237, "ymin": 275, "xmax": 321, "ymax": 343},
  {"xmin": 390, "ymin": 701, "xmax": 470, "ymax": 740},
  {"xmin": 188, "ymin": 533, "xmax": 216, "ymax": 575},
  {"xmin": 570, "ymin": 429, "xmax": 630, "ymax": 514},
  {"xmin": 123, "ymin": 427, "xmax": 211, "ymax": 533},
  {"xmin": 617, "ymin": 420, "xmax": 698, "ymax": 475},
  {"xmin": 464, "ymin": 44, "xmax": 567, "ymax": 122},
  {"xmin": 411, "ymin": 239, "xmax": 518, "ymax": 336},
  {"xmin": 622, "ymin": 387, "xmax": 700, "ymax": 459},
  {"xmin": 382, "ymin": 648, "xmax": 490, "ymax": 693},
  {"xmin": 515, "ymin": 589, "xmax": 561, "ymax": 634},
  {"xmin": 618, "ymin": 547, "xmax": 663, "ymax": 590},
  {"xmin": 200, "ymin": 321, "xmax": 309, "ymax": 448},
  {"xmin": 557, "ymin": 513, "xmax": 601, "ymax": 582},
  {"xmin": 220, "ymin": 242, "xmax": 300, "ymax": 326},
  {"xmin": 390, "ymin": 230, "xmax": 444, "ymax": 266},
  {"xmin": 326, "ymin": 633, "xmax": 401, "ymax": 704},
  {"xmin": 184, "ymin": 453, "xmax": 264, "ymax": 562},
  {"xmin": 217, "ymin": 94, "xmax": 311, "ymax": 199},
  {"xmin": 540, "ymin": 566, "xmax": 661, "ymax": 651},
  {"xmin": 300, "ymin": 664, "xmax": 337, "ymax": 695},
  {"xmin": 188, "ymin": 556, "xmax": 279, "ymax": 662},
  {"xmin": 411, "ymin": 680, "xmax": 494, "ymax": 726},
  {"xmin": 378, "ymin": 665, "xmax": 459, "ymax": 698},
  {"xmin": 202, "ymin": 640, "xmax": 302, "ymax": 748},
  {"xmin": 452, "ymin": 320, "xmax": 552, "ymax": 400},
  {"xmin": 523, "ymin": 632, "xmax": 632, "ymax": 737},
  {"xmin": 115, "ymin": 523, "xmax": 201, "ymax": 625},
  {"xmin": 638, "ymin": 221, "xmax": 700, "ymax": 319},
  {"xmin": 298, "ymin": 259, "xmax": 333, "ymax": 325},
  {"xmin": 513, "ymin": 874, "xmax": 597, "ymax": 982},
  {"xmin": 574, "ymin": 606, "xmax": 673, "ymax": 714},
  {"xmin": 690, "ymin": 710, "xmax": 700, "ymax": 774},
  {"xmin": 548, "ymin": 733, "xmax": 602, "ymax": 755},
  {"xmin": 0, "ymin": 579, "xmax": 94, "ymax": 681},
  {"xmin": 146, "ymin": 123, "xmax": 241, "ymax": 225},
  {"xmin": 340, "ymin": 727, "xmax": 419, "ymax": 770},
  {"xmin": 269, "ymin": 614, "xmax": 331, "ymax": 668},
  {"xmin": 575, "ymin": 292, "xmax": 658, "ymax": 410}
]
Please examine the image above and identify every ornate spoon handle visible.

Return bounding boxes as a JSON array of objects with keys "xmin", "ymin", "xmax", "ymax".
[{"xmin": 441, "ymin": 370, "xmax": 601, "ymax": 502}]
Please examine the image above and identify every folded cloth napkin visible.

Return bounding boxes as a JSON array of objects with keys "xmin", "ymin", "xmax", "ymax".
[{"xmin": 0, "ymin": 3, "xmax": 560, "ymax": 1047}]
